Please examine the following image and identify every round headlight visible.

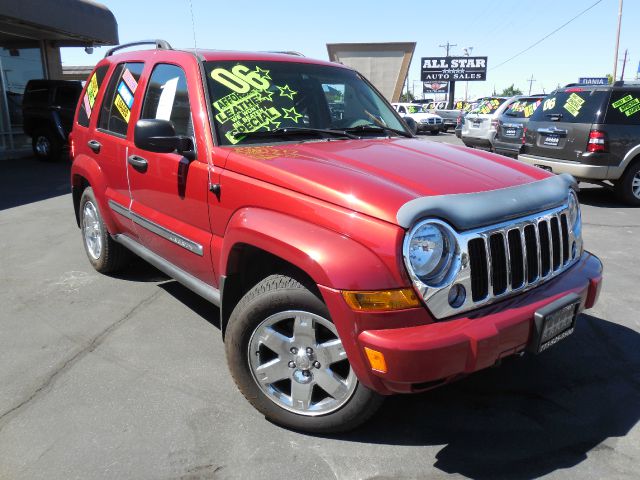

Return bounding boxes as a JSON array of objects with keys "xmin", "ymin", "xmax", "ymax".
[{"xmin": 406, "ymin": 222, "xmax": 456, "ymax": 285}]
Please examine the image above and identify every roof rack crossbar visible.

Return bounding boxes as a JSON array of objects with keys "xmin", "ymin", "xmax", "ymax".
[{"xmin": 105, "ymin": 39, "xmax": 173, "ymax": 58}]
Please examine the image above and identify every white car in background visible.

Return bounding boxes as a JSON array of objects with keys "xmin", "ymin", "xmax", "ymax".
[{"xmin": 392, "ymin": 102, "xmax": 444, "ymax": 135}]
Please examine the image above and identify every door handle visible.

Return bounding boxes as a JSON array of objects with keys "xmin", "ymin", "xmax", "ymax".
[
  {"xmin": 127, "ymin": 154, "xmax": 148, "ymax": 173},
  {"xmin": 87, "ymin": 140, "xmax": 101, "ymax": 153}
]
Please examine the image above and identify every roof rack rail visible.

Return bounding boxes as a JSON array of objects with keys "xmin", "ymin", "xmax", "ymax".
[
  {"xmin": 268, "ymin": 51, "xmax": 305, "ymax": 57},
  {"xmin": 613, "ymin": 80, "xmax": 640, "ymax": 87},
  {"xmin": 105, "ymin": 39, "xmax": 173, "ymax": 58}
]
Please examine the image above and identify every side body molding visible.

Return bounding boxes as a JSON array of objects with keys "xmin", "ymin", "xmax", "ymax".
[
  {"xmin": 220, "ymin": 207, "xmax": 399, "ymax": 291},
  {"xmin": 396, "ymin": 173, "xmax": 577, "ymax": 230}
]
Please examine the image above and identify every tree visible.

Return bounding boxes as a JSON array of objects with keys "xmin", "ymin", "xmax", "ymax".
[
  {"xmin": 399, "ymin": 91, "xmax": 415, "ymax": 102},
  {"xmin": 500, "ymin": 84, "xmax": 523, "ymax": 96},
  {"xmin": 606, "ymin": 73, "xmax": 614, "ymax": 84}
]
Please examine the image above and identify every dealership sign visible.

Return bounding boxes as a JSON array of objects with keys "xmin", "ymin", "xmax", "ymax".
[
  {"xmin": 423, "ymin": 82, "xmax": 448, "ymax": 94},
  {"xmin": 578, "ymin": 77, "xmax": 608, "ymax": 85},
  {"xmin": 421, "ymin": 56, "xmax": 487, "ymax": 82}
]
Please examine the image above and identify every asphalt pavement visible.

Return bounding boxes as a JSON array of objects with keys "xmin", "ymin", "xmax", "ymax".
[{"xmin": 0, "ymin": 142, "xmax": 638, "ymax": 480}]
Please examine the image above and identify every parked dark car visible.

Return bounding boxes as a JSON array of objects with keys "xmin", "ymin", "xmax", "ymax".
[
  {"xmin": 493, "ymin": 95, "xmax": 544, "ymax": 157},
  {"xmin": 22, "ymin": 79, "xmax": 83, "ymax": 160},
  {"xmin": 520, "ymin": 82, "xmax": 640, "ymax": 205}
]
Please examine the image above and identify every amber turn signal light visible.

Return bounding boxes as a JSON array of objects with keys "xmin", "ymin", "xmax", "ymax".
[
  {"xmin": 364, "ymin": 347, "xmax": 388, "ymax": 373},
  {"xmin": 341, "ymin": 288, "xmax": 420, "ymax": 311}
]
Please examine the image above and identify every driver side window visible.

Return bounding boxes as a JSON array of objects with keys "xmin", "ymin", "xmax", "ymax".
[{"xmin": 140, "ymin": 64, "xmax": 193, "ymax": 137}]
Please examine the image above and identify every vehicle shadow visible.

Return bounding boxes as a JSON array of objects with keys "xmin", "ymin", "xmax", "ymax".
[
  {"xmin": 158, "ymin": 279, "xmax": 221, "ymax": 330},
  {"xmin": 0, "ymin": 156, "xmax": 71, "ymax": 210},
  {"xmin": 577, "ymin": 184, "xmax": 628, "ymax": 209},
  {"xmin": 333, "ymin": 313, "xmax": 640, "ymax": 479}
]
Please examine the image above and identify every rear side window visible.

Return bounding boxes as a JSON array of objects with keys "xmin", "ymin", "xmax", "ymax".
[
  {"xmin": 77, "ymin": 66, "xmax": 108, "ymax": 127},
  {"xmin": 605, "ymin": 90, "xmax": 640, "ymax": 125},
  {"xmin": 98, "ymin": 62, "xmax": 144, "ymax": 136},
  {"xmin": 504, "ymin": 98, "xmax": 543, "ymax": 119},
  {"xmin": 469, "ymin": 97, "xmax": 506, "ymax": 114},
  {"xmin": 530, "ymin": 90, "xmax": 607, "ymax": 124},
  {"xmin": 24, "ymin": 85, "xmax": 49, "ymax": 105},
  {"xmin": 140, "ymin": 64, "xmax": 192, "ymax": 137},
  {"xmin": 54, "ymin": 86, "xmax": 80, "ymax": 107}
]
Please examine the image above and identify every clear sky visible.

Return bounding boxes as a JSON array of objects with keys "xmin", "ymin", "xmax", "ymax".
[{"xmin": 61, "ymin": 0, "xmax": 639, "ymax": 100}]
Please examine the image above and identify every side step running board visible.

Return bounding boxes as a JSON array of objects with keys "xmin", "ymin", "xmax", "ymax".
[{"xmin": 113, "ymin": 234, "xmax": 221, "ymax": 307}]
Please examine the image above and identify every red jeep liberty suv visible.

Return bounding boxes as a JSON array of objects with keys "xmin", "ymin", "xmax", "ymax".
[{"xmin": 69, "ymin": 40, "xmax": 603, "ymax": 433}]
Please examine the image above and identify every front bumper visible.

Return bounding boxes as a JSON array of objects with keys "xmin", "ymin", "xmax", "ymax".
[
  {"xmin": 320, "ymin": 252, "xmax": 602, "ymax": 395},
  {"xmin": 418, "ymin": 123, "xmax": 442, "ymax": 132},
  {"xmin": 518, "ymin": 153, "xmax": 614, "ymax": 180}
]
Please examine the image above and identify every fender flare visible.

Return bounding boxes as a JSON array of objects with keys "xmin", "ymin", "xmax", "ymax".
[
  {"xmin": 220, "ymin": 207, "xmax": 399, "ymax": 291},
  {"xmin": 70, "ymin": 154, "xmax": 119, "ymax": 233}
]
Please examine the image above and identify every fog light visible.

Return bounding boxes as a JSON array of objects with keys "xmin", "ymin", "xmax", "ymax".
[
  {"xmin": 448, "ymin": 284, "xmax": 466, "ymax": 308},
  {"xmin": 364, "ymin": 347, "xmax": 387, "ymax": 373}
]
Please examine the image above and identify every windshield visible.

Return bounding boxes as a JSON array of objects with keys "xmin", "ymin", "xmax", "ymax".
[
  {"xmin": 406, "ymin": 105, "xmax": 424, "ymax": 113},
  {"xmin": 504, "ymin": 98, "xmax": 543, "ymax": 118},
  {"xmin": 204, "ymin": 60, "xmax": 408, "ymax": 145}
]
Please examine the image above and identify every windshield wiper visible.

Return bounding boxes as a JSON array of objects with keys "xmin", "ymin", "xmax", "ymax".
[
  {"xmin": 343, "ymin": 124, "xmax": 412, "ymax": 138},
  {"xmin": 232, "ymin": 127, "xmax": 358, "ymax": 140}
]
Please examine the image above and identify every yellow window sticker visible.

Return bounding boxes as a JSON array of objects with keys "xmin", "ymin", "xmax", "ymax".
[
  {"xmin": 114, "ymin": 94, "xmax": 131, "ymax": 123},
  {"xmin": 563, "ymin": 93, "xmax": 585, "ymax": 117}
]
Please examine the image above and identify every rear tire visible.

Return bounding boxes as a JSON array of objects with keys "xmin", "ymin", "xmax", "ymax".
[
  {"xmin": 79, "ymin": 187, "xmax": 130, "ymax": 273},
  {"xmin": 614, "ymin": 160, "xmax": 640, "ymax": 206},
  {"xmin": 32, "ymin": 128, "xmax": 62, "ymax": 161},
  {"xmin": 225, "ymin": 274, "xmax": 384, "ymax": 433},
  {"xmin": 430, "ymin": 129, "xmax": 439, "ymax": 136}
]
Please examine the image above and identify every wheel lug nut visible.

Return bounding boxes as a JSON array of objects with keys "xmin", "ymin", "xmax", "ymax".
[
  {"xmin": 313, "ymin": 361, "xmax": 321, "ymax": 369},
  {"xmin": 306, "ymin": 347, "xmax": 313, "ymax": 354},
  {"xmin": 290, "ymin": 347, "xmax": 298, "ymax": 354},
  {"xmin": 288, "ymin": 361, "xmax": 296, "ymax": 368}
]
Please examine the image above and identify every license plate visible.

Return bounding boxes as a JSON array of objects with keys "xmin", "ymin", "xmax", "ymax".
[
  {"xmin": 471, "ymin": 123, "xmax": 480, "ymax": 128},
  {"xmin": 543, "ymin": 134, "xmax": 560, "ymax": 146},
  {"xmin": 504, "ymin": 127, "xmax": 517, "ymax": 137},
  {"xmin": 528, "ymin": 294, "xmax": 580, "ymax": 354}
]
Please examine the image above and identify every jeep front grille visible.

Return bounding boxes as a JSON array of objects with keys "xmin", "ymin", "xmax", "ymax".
[
  {"xmin": 416, "ymin": 203, "xmax": 582, "ymax": 319},
  {"xmin": 467, "ymin": 212, "xmax": 573, "ymax": 303}
]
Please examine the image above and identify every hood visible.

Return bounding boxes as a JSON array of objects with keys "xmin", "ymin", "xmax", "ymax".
[
  {"xmin": 409, "ymin": 112, "xmax": 441, "ymax": 120},
  {"xmin": 225, "ymin": 138, "xmax": 551, "ymax": 227}
]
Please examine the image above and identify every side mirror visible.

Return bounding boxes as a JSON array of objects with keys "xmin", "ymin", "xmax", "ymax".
[
  {"xmin": 134, "ymin": 119, "xmax": 194, "ymax": 158},
  {"xmin": 403, "ymin": 116, "xmax": 418, "ymax": 135}
]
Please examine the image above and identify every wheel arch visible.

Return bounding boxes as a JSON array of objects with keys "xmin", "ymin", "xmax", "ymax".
[
  {"xmin": 219, "ymin": 207, "xmax": 400, "ymax": 336},
  {"xmin": 70, "ymin": 155, "xmax": 116, "ymax": 232}
]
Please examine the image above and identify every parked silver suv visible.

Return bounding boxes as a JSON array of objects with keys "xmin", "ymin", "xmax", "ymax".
[{"xmin": 461, "ymin": 96, "xmax": 510, "ymax": 150}]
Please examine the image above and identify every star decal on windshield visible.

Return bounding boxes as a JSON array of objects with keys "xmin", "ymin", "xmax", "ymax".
[
  {"xmin": 259, "ymin": 90, "xmax": 274, "ymax": 102},
  {"xmin": 277, "ymin": 84, "xmax": 297, "ymax": 100},
  {"xmin": 282, "ymin": 106, "xmax": 302, "ymax": 123},
  {"xmin": 254, "ymin": 66, "xmax": 271, "ymax": 80}
]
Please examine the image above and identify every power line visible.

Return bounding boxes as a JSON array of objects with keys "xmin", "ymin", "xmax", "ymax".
[{"xmin": 490, "ymin": 0, "xmax": 604, "ymax": 71}]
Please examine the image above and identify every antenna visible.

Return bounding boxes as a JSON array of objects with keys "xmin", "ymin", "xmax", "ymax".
[{"xmin": 188, "ymin": 0, "xmax": 198, "ymax": 54}]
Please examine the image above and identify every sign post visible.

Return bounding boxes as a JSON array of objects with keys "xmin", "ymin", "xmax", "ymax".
[{"xmin": 421, "ymin": 56, "xmax": 487, "ymax": 108}]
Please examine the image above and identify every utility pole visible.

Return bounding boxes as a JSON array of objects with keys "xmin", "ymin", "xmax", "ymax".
[
  {"xmin": 439, "ymin": 41, "xmax": 457, "ymax": 109},
  {"xmin": 619, "ymin": 49, "xmax": 629, "ymax": 81},
  {"xmin": 463, "ymin": 46, "xmax": 473, "ymax": 102},
  {"xmin": 527, "ymin": 74, "xmax": 536, "ymax": 95},
  {"xmin": 612, "ymin": 0, "xmax": 623, "ymax": 82}
]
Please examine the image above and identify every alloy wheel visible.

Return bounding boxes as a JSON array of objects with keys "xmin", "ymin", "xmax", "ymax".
[
  {"xmin": 82, "ymin": 201, "xmax": 103, "ymax": 260},
  {"xmin": 248, "ymin": 310, "xmax": 357, "ymax": 416}
]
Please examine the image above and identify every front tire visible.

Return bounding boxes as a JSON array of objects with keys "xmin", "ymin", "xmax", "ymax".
[
  {"xmin": 32, "ymin": 128, "xmax": 62, "ymax": 161},
  {"xmin": 79, "ymin": 187, "xmax": 130, "ymax": 273},
  {"xmin": 615, "ymin": 160, "xmax": 640, "ymax": 206},
  {"xmin": 225, "ymin": 274, "xmax": 384, "ymax": 433}
]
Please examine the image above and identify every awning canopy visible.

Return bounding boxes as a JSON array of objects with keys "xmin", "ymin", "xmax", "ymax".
[{"xmin": 0, "ymin": 0, "xmax": 118, "ymax": 46}]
